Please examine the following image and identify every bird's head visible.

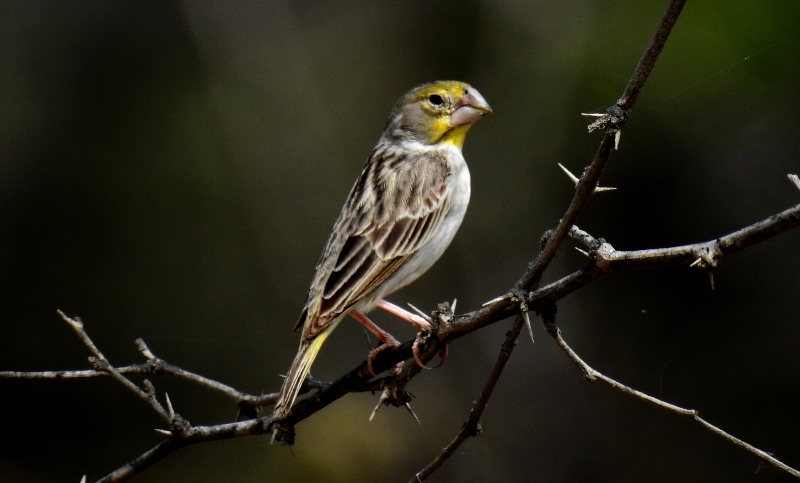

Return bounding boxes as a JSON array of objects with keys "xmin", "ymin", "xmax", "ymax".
[{"xmin": 384, "ymin": 81, "xmax": 492, "ymax": 149}]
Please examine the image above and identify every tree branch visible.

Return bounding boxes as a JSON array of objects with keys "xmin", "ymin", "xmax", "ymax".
[
  {"xmin": 0, "ymin": 336, "xmax": 330, "ymax": 411},
  {"xmin": 522, "ymin": 0, "xmax": 686, "ymax": 291},
  {"xmin": 4, "ymin": 0, "xmax": 799, "ymax": 481},
  {"xmin": 541, "ymin": 312, "xmax": 800, "ymax": 478},
  {"xmin": 411, "ymin": 314, "xmax": 527, "ymax": 482},
  {"xmin": 57, "ymin": 310, "xmax": 171, "ymax": 425}
]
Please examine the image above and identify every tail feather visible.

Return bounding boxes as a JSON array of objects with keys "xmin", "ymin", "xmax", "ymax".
[{"xmin": 274, "ymin": 315, "xmax": 344, "ymax": 417}]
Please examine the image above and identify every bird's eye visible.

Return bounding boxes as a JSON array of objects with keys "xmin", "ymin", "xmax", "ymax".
[{"xmin": 428, "ymin": 94, "xmax": 444, "ymax": 106}]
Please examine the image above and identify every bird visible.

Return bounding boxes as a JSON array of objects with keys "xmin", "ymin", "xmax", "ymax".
[{"xmin": 273, "ymin": 81, "xmax": 491, "ymax": 418}]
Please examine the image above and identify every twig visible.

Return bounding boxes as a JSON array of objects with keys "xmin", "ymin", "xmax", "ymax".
[
  {"xmin": 541, "ymin": 313, "xmax": 800, "ymax": 478},
  {"xmin": 568, "ymin": 225, "xmax": 600, "ymax": 250},
  {"xmin": 131, "ymin": 338, "xmax": 303, "ymax": 407},
  {"xmin": 57, "ymin": 311, "xmax": 171, "ymax": 425},
  {"xmin": 0, "ymin": 337, "xmax": 327, "ymax": 409},
  {"xmin": 411, "ymin": 315, "xmax": 526, "ymax": 482},
  {"xmin": 0, "ymin": 366, "xmax": 148, "ymax": 380},
  {"xmin": 448, "ymin": 199, "xmax": 800, "ymax": 338},
  {"xmin": 521, "ymin": 0, "xmax": 686, "ymax": 292},
  {"xmin": 618, "ymin": 0, "xmax": 686, "ymax": 110},
  {"xmin": 593, "ymin": 198, "xmax": 800, "ymax": 272}
]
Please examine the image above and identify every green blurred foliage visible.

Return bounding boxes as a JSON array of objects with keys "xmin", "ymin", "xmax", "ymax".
[{"xmin": 1, "ymin": 1, "xmax": 799, "ymax": 482}]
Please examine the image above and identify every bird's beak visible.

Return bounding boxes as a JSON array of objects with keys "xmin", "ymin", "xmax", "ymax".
[{"xmin": 450, "ymin": 88, "xmax": 492, "ymax": 127}]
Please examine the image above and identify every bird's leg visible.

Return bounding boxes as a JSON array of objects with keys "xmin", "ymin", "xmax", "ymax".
[
  {"xmin": 348, "ymin": 310, "xmax": 402, "ymax": 376},
  {"xmin": 377, "ymin": 299, "xmax": 433, "ymax": 370},
  {"xmin": 376, "ymin": 299, "xmax": 431, "ymax": 330}
]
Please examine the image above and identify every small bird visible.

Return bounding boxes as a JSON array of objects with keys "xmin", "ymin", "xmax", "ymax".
[{"xmin": 274, "ymin": 81, "xmax": 491, "ymax": 417}]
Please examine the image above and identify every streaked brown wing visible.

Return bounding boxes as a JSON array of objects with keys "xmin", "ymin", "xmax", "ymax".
[{"xmin": 298, "ymin": 146, "xmax": 452, "ymax": 338}]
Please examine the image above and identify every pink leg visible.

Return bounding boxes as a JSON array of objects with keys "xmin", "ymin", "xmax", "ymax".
[
  {"xmin": 377, "ymin": 299, "xmax": 436, "ymax": 370},
  {"xmin": 349, "ymin": 310, "xmax": 401, "ymax": 376},
  {"xmin": 376, "ymin": 299, "xmax": 431, "ymax": 330}
]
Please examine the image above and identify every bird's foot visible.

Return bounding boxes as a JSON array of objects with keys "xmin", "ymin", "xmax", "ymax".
[
  {"xmin": 412, "ymin": 332, "xmax": 450, "ymax": 370},
  {"xmin": 366, "ymin": 335, "xmax": 402, "ymax": 376}
]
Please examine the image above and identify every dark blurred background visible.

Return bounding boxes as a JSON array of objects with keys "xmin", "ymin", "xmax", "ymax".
[{"xmin": 2, "ymin": 1, "xmax": 799, "ymax": 482}]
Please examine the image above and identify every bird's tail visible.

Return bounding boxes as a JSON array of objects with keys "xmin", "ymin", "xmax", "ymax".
[{"xmin": 273, "ymin": 314, "xmax": 344, "ymax": 417}]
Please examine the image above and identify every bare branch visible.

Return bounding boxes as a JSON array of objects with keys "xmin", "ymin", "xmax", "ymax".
[
  {"xmin": 0, "ymin": 366, "xmax": 147, "ymax": 380},
  {"xmin": 542, "ymin": 197, "xmax": 800, "ymax": 304},
  {"xmin": 57, "ymin": 311, "xmax": 171, "ymax": 424},
  {"xmin": 412, "ymin": 315, "xmax": 527, "ymax": 482},
  {"xmin": 542, "ymin": 314, "xmax": 800, "ymax": 478},
  {"xmin": 568, "ymin": 225, "xmax": 600, "ymax": 250},
  {"xmin": 522, "ymin": 0, "xmax": 686, "ymax": 291},
  {"xmin": 593, "ymin": 200, "xmax": 800, "ymax": 272},
  {"xmin": 618, "ymin": 0, "xmax": 686, "ymax": 110},
  {"xmin": 0, "ymin": 337, "xmax": 328, "ymax": 410}
]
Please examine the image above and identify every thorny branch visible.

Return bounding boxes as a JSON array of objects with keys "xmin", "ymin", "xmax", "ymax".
[
  {"xmin": 520, "ymin": 0, "xmax": 686, "ymax": 292},
  {"xmin": 4, "ymin": 0, "xmax": 800, "ymax": 481},
  {"xmin": 0, "ymin": 331, "xmax": 329, "ymax": 413},
  {"xmin": 56, "ymin": 310, "xmax": 170, "ymax": 425},
  {"xmin": 412, "ymin": 315, "xmax": 528, "ymax": 483},
  {"xmin": 541, "ymin": 311, "xmax": 800, "ymax": 479}
]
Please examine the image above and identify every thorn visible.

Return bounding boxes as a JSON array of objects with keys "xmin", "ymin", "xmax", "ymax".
[
  {"xmin": 270, "ymin": 426, "xmax": 278, "ymax": 444},
  {"xmin": 404, "ymin": 403, "xmax": 421, "ymax": 425},
  {"xmin": 369, "ymin": 399, "xmax": 382, "ymax": 422},
  {"xmin": 522, "ymin": 310, "xmax": 534, "ymax": 344},
  {"xmin": 689, "ymin": 257, "xmax": 702, "ymax": 267},
  {"xmin": 482, "ymin": 293, "xmax": 509, "ymax": 307},
  {"xmin": 80, "ymin": 476, "xmax": 86, "ymax": 483},
  {"xmin": 450, "ymin": 298, "xmax": 457, "ymax": 314},
  {"xmin": 574, "ymin": 247, "xmax": 590, "ymax": 258},
  {"xmin": 558, "ymin": 163, "xmax": 580, "ymax": 185},
  {"xmin": 788, "ymin": 173, "xmax": 800, "ymax": 191},
  {"xmin": 594, "ymin": 186, "xmax": 617, "ymax": 193},
  {"xmin": 614, "ymin": 130, "xmax": 622, "ymax": 150},
  {"xmin": 558, "ymin": 163, "xmax": 614, "ymax": 193},
  {"xmin": 407, "ymin": 303, "xmax": 433, "ymax": 323},
  {"xmin": 369, "ymin": 388, "xmax": 390, "ymax": 421},
  {"xmin": 165, "ymin": 393, "xmax": 174, "ymax": 418},
  {"xmin": 580, "ymin": 112, "xmax": 604, "ymax": 117},
  {"xmin": 154, "ymin": 428, "xmax": 172, "ymax": 437},
  {"xmin": 708, "ymin": 271, "xmax": 715, "ymax": 290}
]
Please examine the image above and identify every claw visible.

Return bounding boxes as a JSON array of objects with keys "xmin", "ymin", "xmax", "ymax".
[
  {"xmin": 412, "ymin": 334, "xmax": 433, "ymax": 370},
  {"xmin": 431, "ymin": 343, "xmax": 450, "ymax": 369},
  {"xmin": 412, "ymin": 334, "xmax": 450, "ymax": 370},
  {"xmin": 366, "ymin": 338, "xmax": 400, "ymax": 376}
]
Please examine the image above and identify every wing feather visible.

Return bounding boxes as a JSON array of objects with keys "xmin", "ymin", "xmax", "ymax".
[
  {"xmin": 325, "ymin": 238, "xmax": 373, "ymax": 298},
  {"xmin": 300, "ymin": 146, "xmax": 452, "ymax": 338}
]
